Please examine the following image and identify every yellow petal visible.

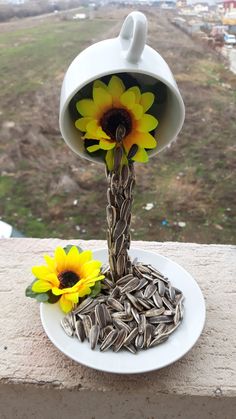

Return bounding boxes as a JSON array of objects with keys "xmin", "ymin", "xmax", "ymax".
[
  {"xmin": 120, "ymin": 91, "xmax": 136, "ymax": 110},
  {"xmin": 75, "ymin": 117, "xmax": 93, "ymax": 132},
  {"xmin": 99, "ymin": 139, "xmax": 116, "ymax": 150},
  {"xmin": 66, "ymin": 246, "xmax": 80, "ymax": 271},
  {"xmin": 132, "ymin": 147, "xmax": 149, "ymax": 163},
  {"xmin": 137, "ymin": 114, "xmax": 158, "ymax": 132},
  {"xmin": 125, "ymin": 132, "xmax": 157, "ymax": 149},
  {"xmin": 60, "ymin": 295, "xmax": 73, "ymax": 313},
  {"xmin": 86, "ymin": 120, "xmax": 99, "ymax": 136},
  {"xmin": 87, "ymin": 144, "xmax": 100, "ymax": 152},
  {"xmin": 127, "ymin": 86, "xmax": 141, "ymax": 103},
  {"xmin": 132, "ymin": 104, "xmax": 143, "ymax": 120},
  {"xmin": 52, "ymin": 287, "xmax": 63, "ymax": 296},
  {"xmin": 108, "ymin": 76, "xmax": 125, "ymax": 101},
  {"xmin": 96, "ymin": 127, "xmax": 110, "ymax": 139},
  {"xmin": 93, "ymin": 87, "xmax": 112, "ymax": 109},
  {"xmin": 76, "ymin": 99, "xmax": 98, "ymax": 117},
  {"xmin": 32, "ymin": 280, "xmax": 52, "ymax": 293},
  {"xmin": 54, "ymin": 247, "xmax": 66, "ymax": 273},
  {"xmin": 105, "ymin": 149, "xmax": 114, "ymax": 171},
  {"xmin": 32, "ymin": 265, "xmax": 51, "ymax": 280},
  {"xmin": 65, "ymin": 292, "xmax": 79, "ymax": 303},
  {"xmin": 140, "ymin": 92, "xmax": 154, "ymax": 112},
  {"xmin": 93, "ymin": 80, "xmax": 108, "ymax": 90},
  {"xmin": 77, "ymin": 250, "xmax": 92, "ymax": 266},
  {"xmin": 77, "ymin": 285, "xmax": 92, "ymax": 298},
  {"xmin": 43, "ymin": 255, "xmax": 56, "ymax": 272},
  {"xmin": 81, "ymin": 260, "xmax": 102, "ymax": 278},
  {"xmin": 45, "ymin": 273, "xmax": 60, "ymax": 287}
]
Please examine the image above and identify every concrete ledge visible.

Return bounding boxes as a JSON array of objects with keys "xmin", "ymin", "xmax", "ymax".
[{"xmin": 0, "ymin": 239, "xmax": 236, "ymax": 418}]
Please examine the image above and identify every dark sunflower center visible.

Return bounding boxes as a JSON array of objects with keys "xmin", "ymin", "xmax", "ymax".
[
  {"xmin": 58, "ymin": 271, "xmax": 79, "ymax": 289},
  {"xmin": 100, "ymin": 108, "xmax": 132, "ymax": 140}
]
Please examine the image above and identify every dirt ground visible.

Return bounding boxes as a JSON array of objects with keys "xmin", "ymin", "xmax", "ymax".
[{"xmin": 0, "ymin": 6, "xmax": 235, "ymax": 243}]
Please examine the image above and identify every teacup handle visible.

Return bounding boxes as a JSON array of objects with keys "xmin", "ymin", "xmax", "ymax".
[{"xmin": 119, "ymin": 11, "xmax": 147, "ymax": 64}]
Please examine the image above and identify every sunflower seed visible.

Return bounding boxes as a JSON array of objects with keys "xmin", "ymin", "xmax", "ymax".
[
  {"xmin": 158, "ymin": 280, "xmax": 165, "ymax": 297},
  {"xmin": 116, "ymin": 274, "xmax": 133, "ymax": 286},
  {"xmin": 168, "ymin": 283, "xmax": 176, "ymax": 302},
  {"xmin": 110, "ymin": 286, "xmax": 121, "ymax": 299},
  {"xmin": 89, "ymin": 325, "xmax": 100, "ymax": 350},
  {"xmin": 100, "ymin": 330, "xmax": 118, "ymax": 352},
  {"xmin": 117, "ymin": 254, "xmax": 125, "ymax": 276},
  {"xmin": 103, "ymin": 277, "xmax": 114, "ymax": 289},
  {"xmin": 61, "ymin": 317, "xmax": 74, "ymax": 337},
  {"xmin": 107, "ymin": 298, "xmax": 124, "ymax": 312},
  {"xmin": 126, "ymin": 293, "xmax": 143, "ymax": 311},
  {"xmin": 75, "ymin": 320, "xmax": 85, "ymax": 342},
  {"xmin": 106, "ymin": 205, "xmax": 116, "ymax": 229},
  {"xmin": 144, "ymin": 284, "xmax": 157, "ymax": 299},
  {"xmin": 145, "ymin": 307, "xmax": 165, "ymax": 317},
  {"xmin": 114, "ymin": 319, "xmax": 131, "ymax": 334},
  {"xmin": 113, "ymin": 329, "xmax": 127, "ymax": 352},
  {"xmin": 162, "ymin": 297, "xmax": 175, "ymax": 312},
  {"xmin": 121, "ymin": 164, "xmax": 130, "ymax": 188},
  {"xmin": 150, "ymin": 334, "xmax": 169, "ymax": 348},
  {"xmin": 138, "ymin": 314, "xmax": 146, "ymax": 334},
  {"xmin": 82, "ymin": 315, "xmax": 92, "ymax": 338},
  {"xmin": 154, "ymin": 324, "xmax": 167, "ymax": 336},
  {"xmin": 65, "ymin": 312, "xmax": 76, "ymax": 330},
  {"xmin": 114, "ymin": 234, "xmax": 125, "ymax": 257},
  {"xmin": 120, "ymin": 199, "xmax": 132, "ymax": 219},
  {"xmin": 127, "ymin": 144, "xmax": 138, "ymax": 160},
  {"xmin": 144, "ymin": 324, "xmax": 153, "ymax": 348},
  {"xmin": 123, "ymin": 327, "xmax": 139, "ymax": 345},
  {"xmin": 113, "ymin": 219, "xmax": 127, "ymax": 241},
  {"xmin": 73, "ymin": 297, "xmax": 94, "ymax": 314},
  {"xmin": 107, "ymin": 187, "xmax": 115, "ymax": 206},
  {"xmin": 135, "ymin": 334, "xmax": 144, "ymax": 349},
  {"xmin": 136, "ymin": 278, "xmax": 148, "ymax": 290},
  {"xmin": 131, "ymin": 307, "xmax": 140, "ymax": 324},
  {"xmin": 152, "ymin": 291, "xmax": 163, "ymax": 308},
  {"xmin": 120, "ymin": 277, "xmax": 140, "ymax": 294},
  {"xmin": 137, "ymin": 298, "xmax": 152, "ymax": 310},
  {"xmin": 95, "ymin": 304, "xmax": 107, "ymax": 328},
  {"xmin": 136, "ymin": 265, "xmax": 151, "ymax": 274},
  {"xmin": 124, "ymin": 344, "xmax": 137, "ymax": 354},
  {"xmin": 124, "ymin": 300, "xmax": 131, "ymax": 316},
  {"xmin": 149, "ymin": 315, "xmax": 173, "ymax": 324}
]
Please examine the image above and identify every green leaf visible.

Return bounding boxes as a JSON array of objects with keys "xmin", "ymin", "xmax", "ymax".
[
  {"xmin": 25, "ymin": 281, "xmax": 38, "ymax": 299},
  {"xmin": 35, "ymin": 293, "xmax": 50, "ymax": 302},
  {"xmin": 90, "ymin": 281, "xmax": 102, "ymax": 298},
  {"xmin": 64, "ymin": 244, "xmax": 83, "ymax": 254}
]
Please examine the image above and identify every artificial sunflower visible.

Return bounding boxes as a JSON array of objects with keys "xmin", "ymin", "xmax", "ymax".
[
  {"xmin": 74, "ymin": 75, "xmax": 158, "ymax": 169},
  {"xmin": 30, "ymin": 246, "xmax": 104, "ymax": 313}
]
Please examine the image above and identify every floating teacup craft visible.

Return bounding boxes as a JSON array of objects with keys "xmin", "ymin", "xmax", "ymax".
[{"xmin": 27, "ymin": 12, "xmax": 194, "ymax": 359}]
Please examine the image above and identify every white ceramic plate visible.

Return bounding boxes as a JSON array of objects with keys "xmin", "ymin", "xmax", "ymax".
[{"xmin": 40, "ymin": 248, "xmax": 206, "ymax": 374}]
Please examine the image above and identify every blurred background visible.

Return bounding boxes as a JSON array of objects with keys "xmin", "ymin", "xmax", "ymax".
[{"xmin": 0, "ymin": 0, "xmax": 235, "ymax": 243}]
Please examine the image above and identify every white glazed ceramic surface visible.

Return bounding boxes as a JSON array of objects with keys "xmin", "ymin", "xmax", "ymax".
[
  {"xmin": 40, "ymin": 248, "xmax": 205, "ymax": 374},
  {"xmin": 59, "ymin": 11, "xmax": 185, "ymax": 162}
]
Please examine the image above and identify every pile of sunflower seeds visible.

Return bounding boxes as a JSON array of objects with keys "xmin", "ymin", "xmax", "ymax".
[{"xmin": 61, "ymin": 261, "xmax": 184, "ymax": 354}]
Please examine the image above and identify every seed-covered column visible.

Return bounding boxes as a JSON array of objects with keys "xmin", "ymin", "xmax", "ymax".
[{"xmin": 106, "ymin": 126, "xmax": 136, "ymax": 281}]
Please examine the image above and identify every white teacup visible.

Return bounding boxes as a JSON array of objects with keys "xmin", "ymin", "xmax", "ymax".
[{"xmin": 59, "ymin": 11, "xmax": 185, "ymax": 162}]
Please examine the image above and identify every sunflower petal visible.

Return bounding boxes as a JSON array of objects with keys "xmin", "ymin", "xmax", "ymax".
[
  {"xmin": 81, "ymin": 260, "xmax": 102, "ymax": 278},
  {"xmin": 77, "ymin": 285, "xmax": 92, "ymax": 298},
  {"xmin": 124, "ymin": 131, "xmax": 157, "ymax": 150},
  {"xmin": 75, "ymin": 117, "xmax": 93, "ymax": 132},
  {"xmin": 32, "ymin": 280, "xmax": 52, "ymax": 293},
  {"xmin": 93, "ymin": 80, "xmax": 108, "ymax": 90},
  {"xmin": 66, "ymin": 246, "xmax": 80, "ymax": 271},
  {"xmin": 76, "ymin": 99, "xmax": 97, "ymax": 117},
  {"xmin": 132, "ymin": 147, "xmax": 149, "ymax": 163},
  {"xmin": 140, "ymin": 92, "xmax": 155, "ymax": 112},
  {"xmin": 93, "ymin": 87, "xmax": 112, "ymax": 109},
  {"xmin": 60, "ymin": 295, "xmax": 73, "ymax": 313},
  {"xmin": 99, "ymin": 139, "xmax": 116, "ymax": 150},
  {"xmin": 52, "ymin": 287, "xmax": 63, "ymax": 296},
  {"xmin": 108, "ymin": 76, "xmax": 125, "ymax": 101},
  {"xmin": 120, "ymin": 91, "xmax": 136, "ymax": 110},
  {"xmin": 43, "ymin": 255, "xmax": 56, "ymax": 272},
  {"xmin": 137, "ymin": 114, "xmax": 158, "ymax": 132},
  {"xmin": 105, "ymin": 149, "xmax": 114, "ymax": 171},
  {"xmin": 87, "ymin": 144, "xmax": 100, "ymax": 152},
  {"xmin": 65, "ymin": 292, "xmax": 79, "ymax": 303},
  {"xmin": 77, "ymin": 250, "xmax": 93, "ymax": 266},
  {"xmin": 132, "ymin": 104, "xmax": 143, "ymax": 120},
  {"xmin": 32, "ymin": 265, "xmax": 51, "ymax": 280},
  {"xmin": 127, "ymin": 86, "xmax": 141, "ymax": 103},
  {"xmin": 54, "ymin": 246, "xmax": 66, "ymax": 273}
]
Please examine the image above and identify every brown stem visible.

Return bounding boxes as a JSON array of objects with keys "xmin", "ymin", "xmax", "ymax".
[{"xmin": 106, "ymin": 159, "xmax": 135, "ymax": 281}]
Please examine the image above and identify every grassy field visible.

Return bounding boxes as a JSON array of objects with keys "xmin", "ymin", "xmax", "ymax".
[{"xmin": 0, "ymin": 7, "xmax": 235, "ymax": 243}]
